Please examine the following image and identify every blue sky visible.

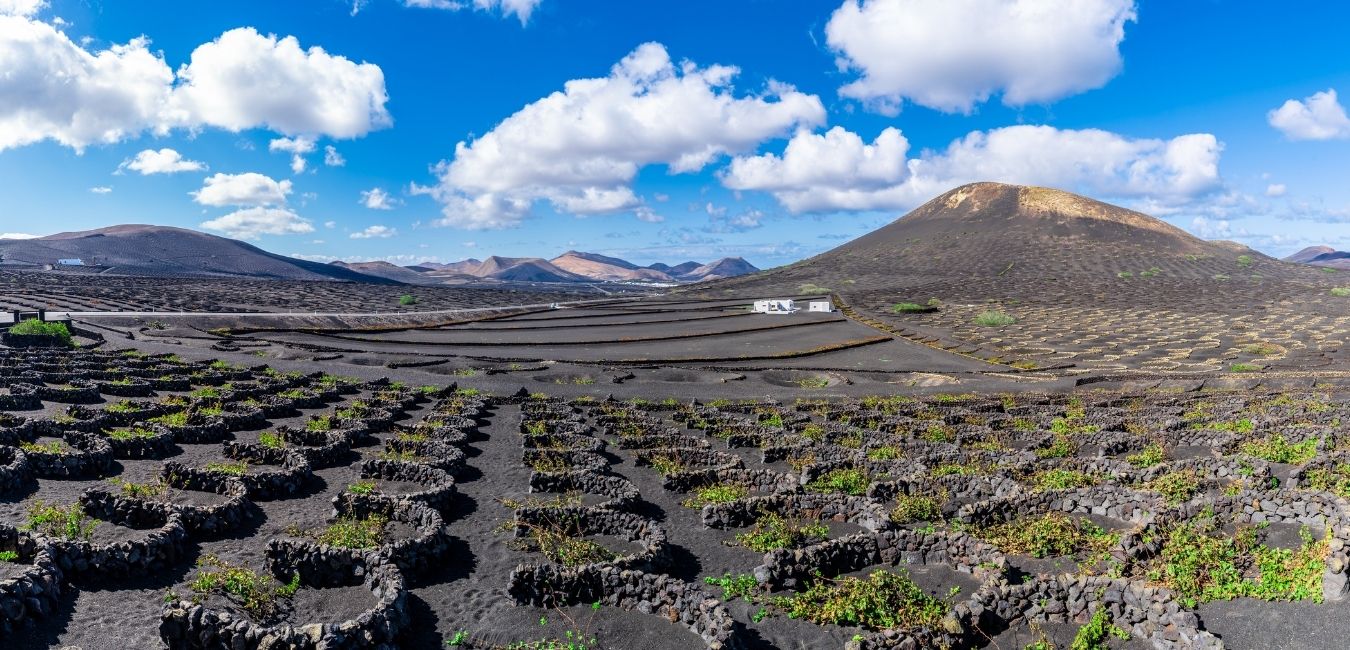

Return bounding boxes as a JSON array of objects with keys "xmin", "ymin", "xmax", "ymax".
[{"xmin": 3, "ymin": 0, "xmax": 1350, "ymax": 268}]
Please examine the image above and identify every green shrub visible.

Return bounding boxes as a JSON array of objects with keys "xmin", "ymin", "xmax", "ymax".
[
  {"xmin": 1028, "ymin": 469, "xmax": 1097, "ymax": 491},
  {"xmin": 1139, "ymin": 469, "xmax": 1202, "ymax": 505},
  {"xmin": 0, "ymin": 550, "xmax": 18, "ymax": 562},
  {"xmin": 973, "ymin": 311, "xmax": 1016, "ymax": 327},
  {"xmin": 399, "ymin": 294, "xmax": 418, "ymax": 306},
  {"xmin": 1332, "ymin": 287, "xmax": 1350, "ymax": 297},
  {"xmin": 189, "ymin": 555, "xmax": 300, "ymax": 620},
  {"xmin": 1127, "ymin": 443, "xmax": 1167, "ymax": 468},
  {"xmin": 1237, "ymin": 254, "xmax": 1254, "ymax": 268},
  {"xmin": 103, "ymin": 427, "xmax": 157, "ymax": 441},
  {"xmin": 681, "ymin": 483, "xmax": 748, "ymax": 508},
  {"xmin": 346, "ymin": 480, "xmax": 377, "ymax": 495},
  {"xmin": 1242, "ymin": 434, "xmax": 1318, "ymax": 464},
  {"xmin": 805, "ymin": 468, "xmax": 870, "ymax": 495},
  {"xmin": 316, "ymin": 515, "xmax": 387, "ymax": 549},
  {"xmin": 204, "ymin": 461, "xmax": 249, "ymax": 476},
  {"xmin": 977, "ymin": 512, "xmax": 1115, "ymax": 559},
  {"xmin": 258, "ymin": 432, "xmax": 285, "ymax": 449},
  {"xmin": 891, "ymin": 302, "xmax": 929, "ymax": 313},
  {"xmin": 20, "ymin": 440, "xmax": 68, "ymax": 455},
  {"xmin": 9, "ymin": 319, "xmax": 73, "ymax": 346},
  {"xmin": 776, "ymin": 570, "xmax": 947, "ymax": 630},
  {"xmin": 1229, "ymin": 362, "xmax": 1262, "ymax": 373},
  {"xmin": 1149, "ymin": 510, "xmax": 1326, "ymax": 607},
  {"xmin": 23, "ymin": 501, "xmax": 97, "ymax": 540},
  {"xmin": 736, "ymin": 513, "xmax": 830, "ymax": 552},
  {"xmin": 1070, "ymin": 608, "xmax": 1131, "ymax": 649},
  {"xmin": 891, "ymin": 494, "xmax": 943, "ymax": 524}
]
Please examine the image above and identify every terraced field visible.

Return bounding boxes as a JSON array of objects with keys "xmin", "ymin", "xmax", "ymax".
[{"xmin": 1, "ymin": 337, "xmax": 1350, "ymax": 649}]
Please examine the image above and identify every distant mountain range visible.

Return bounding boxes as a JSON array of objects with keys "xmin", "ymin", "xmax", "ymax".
[
  {"xmin": 0, "ymin": 225, "xmax": 759, "ymax": 285},
  {"xmin": 1286, "ymin": 245, "xmax": 1350, "ymax": 269}
]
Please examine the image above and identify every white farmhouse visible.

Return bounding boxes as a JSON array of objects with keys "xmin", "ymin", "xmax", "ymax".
[
  {"xmin": 752, "ymin": 299, "xmax": 796, "ymax": 314},
  {"xmin": 807, "ymin": 300, "xmax": 833, "ymax": 312}
]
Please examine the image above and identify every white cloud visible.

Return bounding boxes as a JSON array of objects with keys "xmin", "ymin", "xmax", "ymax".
[
  {"xmin": 825, "ymin": 0, "xmax": 1136, "ymax": 114},
  {"xmin": 269, "ymin": 136, "xmax": 315, "ymax": 174},
  {"xmin": 0, "ymin": 16, "xmax": 176, "ymax": 152},
  {"xmin": 0, "ymin": 19, "xmax": 391, "ymax": 153},
  {"xmin": 201, "ymin": 207, "xmax": 313, "ymax": 240},
  {"xmin": 350, "ymin": 224, "xmax": 396, "ymax": 239},
  {"xmin": 324, "ymin": 220, "xmax": 337, "ymax": 228},
  {"xmin": 404, "ymin": 0, "xmax": 543, "ymax": 24},
  {"xmin": 360, "ymin": 187, "xmax": 399, "ymax": 210},
  {"xmin": 0, "ymin": 0, "xmax": 45, "ymax": 16},
  {"xmin": 1189, "ymin": 216, "xmax": 1245, "ymax": 240},
  {"xmin": 119, "ymin": 148, "xmax": 206, "ymax": 174},
  {"xmin": 1268, "ymin": 89, "xmax": 1350, "ymax": 141},
  {"xmin": 324, "ymin": 145, "xmax": 346, "ymax": 166},
  {"xmin": 90, "ymin": 186, "xmax": 112, "ymax": 194},
  {"xmin": 424, "ymin": 42, "xmax": 824, "ymax": 229},
  {"xmin": 191, "ymin": 172, "xmax": 292, "ymax": 207},
  {"xmin": 0, "ymin": 232, "xmax": 40, "ymax": 239},
  {"xmin": 168, "ymin": 28, "xmax": 390, "ymax": 138},
  {"xmin": 1265, "ymin": 183, "xmax": 1287, "ymax": 198},
  {"xmin": 635, "ymin": 206, "xmax": 665, "ymax": 223},
  {"xmin": 724, "ymin": 124, "xmax": 1222, "ymax": 213}
]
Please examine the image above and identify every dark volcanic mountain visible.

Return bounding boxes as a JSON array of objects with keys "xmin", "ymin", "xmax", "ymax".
[
  {"xmin": 1286, "ymin": 246, "xmax": 1350, "ymax": 270},
  {"xmin": 1287, "ymin": 245, "xmax": 1337, "ymax": 264},
  {"xmin": 703, "ymin": 181, "xmax": 1313, "ymax": 295},
  {"xmin": 0, "ymin": 225, "xmax": 392, "ymax": 283}
]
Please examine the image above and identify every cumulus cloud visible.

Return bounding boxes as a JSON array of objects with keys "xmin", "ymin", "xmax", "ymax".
[
  {"xmin": 350, "ymin": 224, "xmax": 396, "ymax": 239},
  {"xmin": 269, "ymin": 136, "xmax": 317, "ymax": 175},
  {"xmin": 191, "ymin": 172, "xmax": 292, "ymax": 207},
  {"xmin": 0, "ymin": 0, "xmax": 46, "ymax": 16},
  {"xmin": 324, "ymin": 145, "xmax": 346, "ymax": 166},
  {"xmin": 1265, "ymin": 183, "xmax": 1287, "ymax": 198},
  {"xmin": 201, "ymin": 207, "xmax": 314, "ymax": 240},
  {"xmin": 360, "ymin": 188, "xmax": 400, "ymax": 210},
  {"xmin": 404, "ymin": 0, "xmax": 543, "ymax": 24},
  {"xmin": 634, "ymin": 206, "xmax": 665, "ymax": 223},
  {"xmin": 168, "ymin": 28, "xmax": 390, "ymax": 138},
  {"xmin": 0, "ymin": 16, "xmax": 176, "ymax": 152},
  {"xmin": 825, "ymin": 0, "xmax": 1136, "ymax": 114},
  {"xmin": 0, "ymin": 232, "xmax": 40, "ymax": 239},
  {"xmin": 90, "ymin": 186, "xmax": 112, "ymax": 194},
  {"xmin": 0, "ymin": 19, "xmax": 390, "ymax": 153},
  {"xmin": 423, "ymin": 42, "xmax": 824, "ymax": 229},
  {"xmin": 118, "ymin": 148, "xmax": 206, "ymax": 174},
  {"xmin": 1268, "ymin": 89, "xmax": 1350, "ymax": 141},
  {"xmin": 723, "ymin": 124, "xmax": 1223, "ymax": 213}
]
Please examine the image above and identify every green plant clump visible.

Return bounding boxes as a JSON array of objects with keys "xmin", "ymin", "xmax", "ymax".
[
  {"xmin": 1139, "ymin": 470, "xmax": 1203, "ymax": 505},
  {"xmin": 681, "ymin": 483, "xmax": 749, "ymax": 508},
  {"xmin": 973, "ymin": 311, "xmax": 1016, "ymax": 327},
  {"xmin": 23, "ymin": 501, "xmax": 98, "ymax": 541},
  {"xmin": 188, "ymin": 555, "xmax": 300, "ymax": 620},
  {"xmin": 736, "ymin": 513, "xmax": 830, "ymax": 552},
  {"xmin": 977, "ymin": 512, "xmax": 1115, "ymax": 559},
  {"xmin": 9, "ymin": 319, "xmax": 73, "ymax": 346},
  {"xmin": 1127, "ymin": 443, "xmax": 1167, "ymax": 468},
  {"xmin": 891, "ymin": 494, "xmax": 943, "ymax": 524},
  {"xmin": 776, "ymin": 570, "xmax": 948, "ymax": 631},
  {"xmin": 1332, "ymin": 287, "xmax": 1350, "ymax": 297},
  {"xmin": 891, "ymin": 302, "xmax": 929, "ymax": 314},
  {"xmin": 399, "ymin": 294, "xmax": 418, "ymax": 306},
  {"xmin": 805, "ymin": 468, "xmax": 870, "ymax": 496},
  {"xmin": 204, "ymin": 460, "xmax": 250, "ymax": 476},
  {"xmin": 1070, "ymin": 608, "xmax": 1132, "ymax": 650},
  {"xmin": 1242, "ymin": 434, "xmax": 1318, "ymax": 465},
  {"xmin": 1028, "ymin": 469, "xmax": 1098, "ymax": 491},
  {"xmin": 316, "ymin": 515, "xmax": 387, "ymax": 549},
  {"xmin": 1150, "ymin": 511, "xmax": 1327, "ymax": 607}
]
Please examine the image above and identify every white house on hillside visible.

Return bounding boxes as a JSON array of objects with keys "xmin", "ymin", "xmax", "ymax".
[
  {"xmin": 753, "ymin": 299, "xmax": 795, "ymax": 314},
  {"xmin": 808, "ymin": 300, "xmax": 833, "ymax": 312}
]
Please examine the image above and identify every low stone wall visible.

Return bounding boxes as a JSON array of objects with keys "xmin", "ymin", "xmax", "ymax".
[
  {"xmin": 160, "ymin": 555, "xmax": 409, "ymax": 650},
  {"xmin": 505, "ymin": 565, "xmax": 742, "ymax": 650},
  {"xmin": 101, "ymin": 425, "xmax": 177, "ymax": 459},
  {"xmin": 0, "ymin": 525, "xmax": 65, "ymax": 635},
  {"xmin": 273, "ymin": 498, "xmax": 450, "ymax": 585},
  {"xmin": 702, "ymin": 492, "xmax": 891, "ymax": 532},
  {"xmin": 0, "ymin": 445, "xmax": 31, "ymax": 494},
  {"xmin": 24, "ymin": 431, "xmax": 114, "ymax": 479},
  {"xmin": 275, "ymin": 425, "xmax": 352, "ymax": 468},
  {"xmin": 528, "ymin": 470, "xmax": 639, "ymax": 512},
  {"xmin": 510, "ymin": 507, "xmax": 669, "ymax": 574},
  {"xmin": 46, "ymin": 498, "xmax": 189, "ymax": 579},
  {"xmin": 972, "ymin": 575, "xmax": 1222, "ymax": 650}
]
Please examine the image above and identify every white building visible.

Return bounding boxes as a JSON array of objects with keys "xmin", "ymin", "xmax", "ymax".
[
  {"xmin": 752, "ymin": 299, "xmax": 796, "ymax": 314},
  {"xmin": 57, "ymin": 258, "xmax": 83, "ymax": 266},
  {"xmin": 807, "ymin": 300, "xmax": 833, "ymax": 312}
]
